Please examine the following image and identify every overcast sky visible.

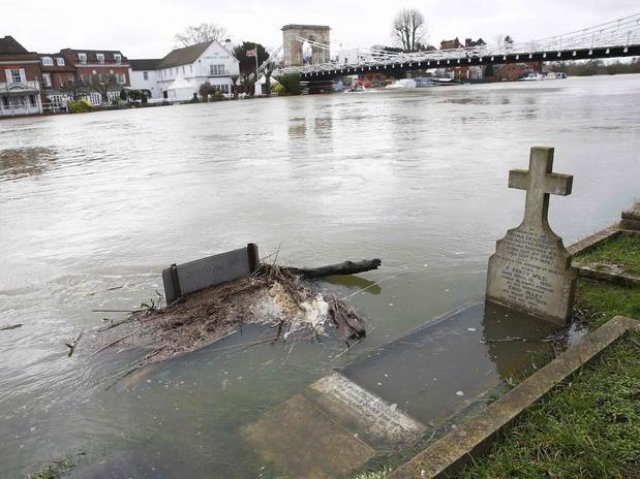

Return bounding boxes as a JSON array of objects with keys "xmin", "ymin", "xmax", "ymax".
[{"xmin": 2, "ymin": 0, "xmax": 638, "ymax": 58}]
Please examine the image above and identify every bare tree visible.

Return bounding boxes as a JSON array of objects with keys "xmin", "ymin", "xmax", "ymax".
[
  {"xmin": 175, "ymin": 23, "xmax": 227, "ymax": 47},
  {"xmin": 392, "ymin": 9, "xmax": 427, "ymax": 51},
  {"xmin": 59, "ymin": 80, "xmax": 87, "ymax": 100},
  {"xmin": 504, "ymin": 35, "xmax": 514, "ymax": 51},
  {"xmin": 86, "ymin": 74, "xmax": 119, "ymax": 103}
]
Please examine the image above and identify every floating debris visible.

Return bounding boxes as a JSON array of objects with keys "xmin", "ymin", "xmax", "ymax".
[{"xmin": 88, "ymin": 262, "xmax": 375, "ymax": 372}]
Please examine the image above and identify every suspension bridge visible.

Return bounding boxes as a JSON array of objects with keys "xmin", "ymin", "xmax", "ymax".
[{"xmin": 269, "ymin": 13, "xmax": 640, "ymax": 80}]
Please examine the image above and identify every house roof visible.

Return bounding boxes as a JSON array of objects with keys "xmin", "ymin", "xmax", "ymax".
[
  {"xmin": 0, "ymin": 36, "xmax": 29, "ymax": 55},
  {"xmin": 129, "ymin": 59, "xmax": 162, "ymax": 71},
  {"xmin": 159, "ymin": 41, "xmax": 214, "ymax": 69},
  {"xmin": 59, "ymin": 49, "xmax": 128, "ymax": 64}
]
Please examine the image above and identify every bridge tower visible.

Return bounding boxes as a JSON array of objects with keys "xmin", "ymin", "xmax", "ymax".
[{"xmin": 282, "ymin": 24, "xmax": 331, "ymax": 67}]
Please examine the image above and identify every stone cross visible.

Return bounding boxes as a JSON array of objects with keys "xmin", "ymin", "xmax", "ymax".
[
  {"xmin": 486, "ymin": 146, "xmax": 576, "ymax": 325},
  {"xmin": 508, "ymin": 147, "xmax": 573, "ymax": 227}
]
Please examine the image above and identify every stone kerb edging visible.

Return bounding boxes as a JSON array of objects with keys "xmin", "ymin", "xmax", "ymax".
[
  {"xmin": 387, "ymin": 316, "xmax": 640, "ymax": 479},
  {"xmin": 566, "ymin": 224, "xmax": 620, "ymax": 256},
  {"xmin": 567, "ymin": 225, "xmax": 640, "ymax": 286}
]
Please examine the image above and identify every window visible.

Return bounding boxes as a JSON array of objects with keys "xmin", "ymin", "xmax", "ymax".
[
  {"xmin": 2, "ymin": 97, "xmax": 8, "ymax": 108},
  {"xmin": 29, "ymin": 95, "xmax": 36, "ymax": 107},
  {"xmin": 210, "ymin": 64, "xmax": 225, "ymax": 76},
  {"xmin": 96, "ymin": 53, "xmax": 105, "ymax": 63},
  {"xmin": 114, "ymin": 54, "xmax": 121, "ymax": 64},
  {"xmin": 42, "ymin": 57, "xmax": 53, "ymax": 66},
  {"xmin": 78, "ymin": 53, "xmax": 87, "ymax": 64},
  {"xmin": 10, "ymin": 69, "xmax": 22, "ymax": 83},
  {"xmin": 143, "ymin": 71, "xmax": 149, "ymax": 81},
  {"xmin": 80, "ymin": 74, "xmax": 89, "ymax": 83},
  {"xmin": 42, "ymin": 73, "xmax": 52, "ymax": 88},
  {"xmin": 56, "ymin": 58, "xmax": 65, "ymax": 66},
  {"xmin": 116, "ymin": 73, "xmax": 126, "ymax": 84}
]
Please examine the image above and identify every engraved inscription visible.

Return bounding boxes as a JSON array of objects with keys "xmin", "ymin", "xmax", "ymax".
[
  {"xmin": 310, "ymin": 373, "xmax": 425, "ymax": 442},
  {"xmin": 162, "ymin": 247, "xmax": 254, "ymax": 303},
  {"xmin": 492, "ymin": 227, "xmax": 559, "ymax": 311},
  {"xmin": 178, "ymin": 248, "xmax": 250, "ymax": 295}
]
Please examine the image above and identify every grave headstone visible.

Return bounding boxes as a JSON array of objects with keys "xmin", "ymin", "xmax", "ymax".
[
  {"xmin": 621, "ymin": 200, "xmax": 640, "ymax": 230},
  {"xmin": 486, "ymin": 146, "xmax": 576, "ymax": 325},
  {"xmin": 162, "ymin": 243, "xmax": 259, "ymax": 304}
]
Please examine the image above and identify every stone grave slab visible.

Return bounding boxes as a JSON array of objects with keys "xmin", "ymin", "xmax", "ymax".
[
  {"xmin": 240, "ymin": 394, "xmax": 376, "ymax": 479},
  {"xmin": 242, "ymin": 302, "xmax": 561, "ymax": 478},
  {"xmin": 486, "ymin": 146, "xmax": 576, "ymax": 324},
  {"xmin": 304, "ymin": 372, "xmax": 427, "ymax": 449},
  {"xmin": 162, "ymin": 243, "xmax": 259, "ymax": 304}
]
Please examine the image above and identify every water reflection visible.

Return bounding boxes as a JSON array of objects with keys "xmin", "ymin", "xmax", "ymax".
[
  {"xmin": 287, "ymin": 118, "xmax": 307, "ymax": 138},
  {"xmin": 0, "ymin": 147, "xmax": 57, "ymax": 180},
  {"xmin": 482, "ymin": 300, "xmax": 559, "ymax": 380},
  {"xmin": 323, "ymin": 274, "xmax": 382, "ymax": 295}
]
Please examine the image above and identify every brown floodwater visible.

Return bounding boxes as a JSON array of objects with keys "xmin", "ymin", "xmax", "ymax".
[{"xmin": 1, "ymin": 74, "xmax": 639, "ymax": 477}]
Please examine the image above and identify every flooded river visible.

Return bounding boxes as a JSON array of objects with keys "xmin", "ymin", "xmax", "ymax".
[{"xmin": 1, "ymin": 74, "xmax": 639, "ymax": 477}]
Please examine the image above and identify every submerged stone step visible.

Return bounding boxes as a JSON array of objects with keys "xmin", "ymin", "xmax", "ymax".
[
  {"xmin": 242, "ymin": 302, "xmax": 562, "ymax": 478},
  {"xmin": 304, "ymin": 372, "xmax": 427, "ymax": 449},
  {"xmin": 240, "ymin": 393, "xmax": 376, "ymax": 479}
]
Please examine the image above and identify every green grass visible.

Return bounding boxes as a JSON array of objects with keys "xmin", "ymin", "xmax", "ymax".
[
  {"xmin": 575, "ymin": 278, "xmax": 640, "ymax": 329},
  {"xmin": 574, "ymin": 234, "xmax": 640, "ymax": 276},
  {"xmin": 457, "ymin": 332, "xmax": 640, "ymax": 479}
]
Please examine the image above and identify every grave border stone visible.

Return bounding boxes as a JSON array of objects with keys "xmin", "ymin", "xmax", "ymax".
[{"xmin": 162, "ymin": 243, "xmax": 259, "ymax": 305}]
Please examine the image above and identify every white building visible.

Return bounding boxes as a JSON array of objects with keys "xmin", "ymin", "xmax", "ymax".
[
  {"xmin": 1, "ymin": 36, "xmax": 43, "ymax": 117},
  {"xmin": 128, "ymin": 59, "xmax": 161, "ymax": 98},
  {"xmin": 129, "ymin": 41, "xmax": 239, "ymax": 101}
]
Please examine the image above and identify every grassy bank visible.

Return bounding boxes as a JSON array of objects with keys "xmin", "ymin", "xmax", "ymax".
[
  {"xmin": 455, "ymin": 233, "xmax": 640, "ymax": 478},
  {"xmin": 574, "ymin": 233, "xmax": 640, "ymax": 276},
  {"xmin": 576, "ymin": 279, "xmax": 640, "ymax": 329},
  {"xmin": 456, "ymin": 331, "xmax": 640, "ymax": 479}
]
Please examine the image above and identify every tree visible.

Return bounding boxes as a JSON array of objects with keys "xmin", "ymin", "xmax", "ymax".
[
  {"xmin": 278, "ymin": 73, "xmax": 301, "ymax": 95},
  {"xmin": 391, "ymin": 8, "xmax": 427, "ymax": 51},
  {"xmin": 86, "ymin": 74, "xmax": 119, "ymax": 103},
  {"xmin": 232, "ymin": 42, "xmax": 269, "ymax": 95},
  {"xmin": 175, "ymin": 23, "xmax": 226, "ymax": 47},
  {"xmin": 504, "ymin": 35, "xmax": 514, "ymax": 51},
  {"xmin": 59, "ymin": 80, "xmax": 87, "ymax": 100}
]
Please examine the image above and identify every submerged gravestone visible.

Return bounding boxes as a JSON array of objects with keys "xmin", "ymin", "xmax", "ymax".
[
  {"xmin": 162, "ymin": 243, "xmax": 259, "ymax": 304},
  {"xmin": 486, "ymin": 146, "xmax": 576, "ymax": 325}
]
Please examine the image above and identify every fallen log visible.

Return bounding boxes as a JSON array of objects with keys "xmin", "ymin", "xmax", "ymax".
[{"xmin": 285, "ymin": 259, "xmax": 381, "ymax": 279}]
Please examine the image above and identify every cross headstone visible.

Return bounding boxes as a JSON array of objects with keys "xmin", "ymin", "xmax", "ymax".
[{"xmin": 486, "ymin": 146, "xmax": 576, "ymax": 324}]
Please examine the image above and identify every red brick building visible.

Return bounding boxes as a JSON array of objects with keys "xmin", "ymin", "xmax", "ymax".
[
  {"xmin": 0, "ymin": 36, "xmax": 43, "ymax": 117},
  {"xmin": 61, "ymin": 49, "xmax": 130, "ymax": 102},
  {"xmin": 38, "ymin": 52, "xmax": 76, "ymax": 111},
  {"xmin": 38, "ymin": 48, "xmax": 130, "ymax": 107}
]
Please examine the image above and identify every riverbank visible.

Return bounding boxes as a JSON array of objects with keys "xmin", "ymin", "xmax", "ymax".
[
  {"xmin": 452, "ymin": 230, "xmax": 640, "ymax": 478},
  {"xmin": 456, "ymin": 329, "xmax": 640, "ymax": 479},
  {"xmin": 352, "ymin": 221, "xmax": 640, "ymax": 479}
]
